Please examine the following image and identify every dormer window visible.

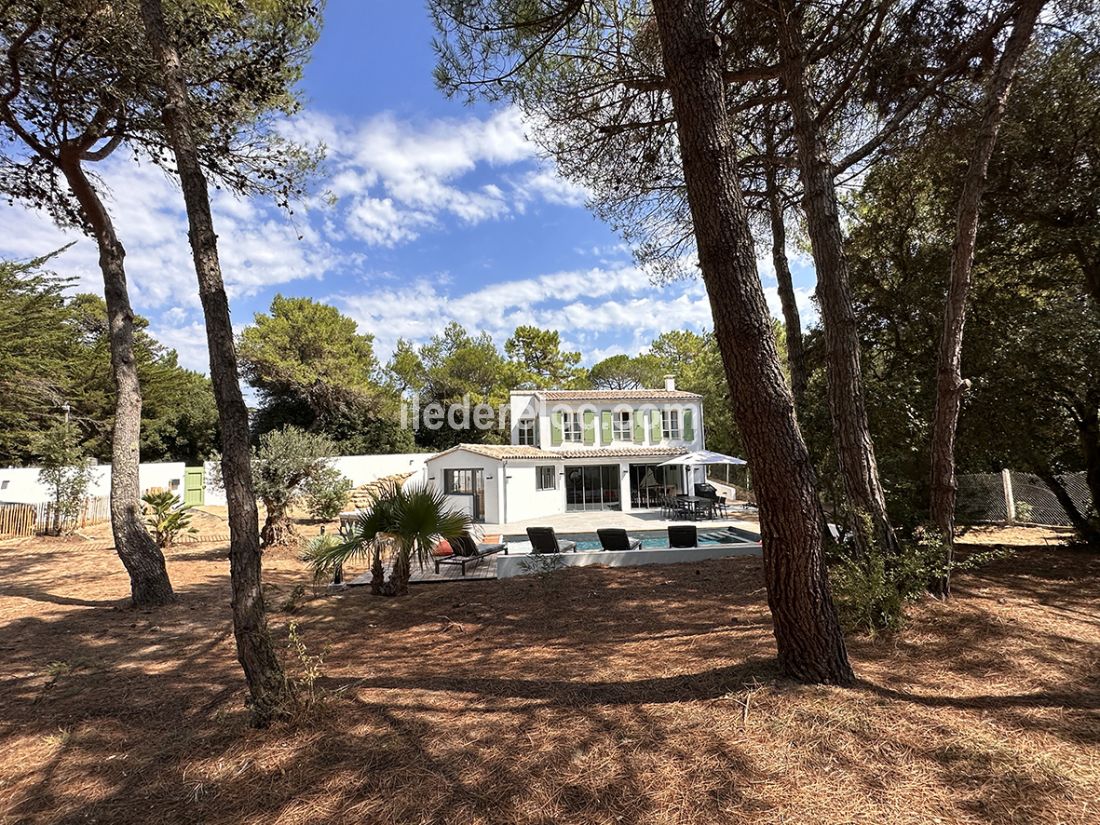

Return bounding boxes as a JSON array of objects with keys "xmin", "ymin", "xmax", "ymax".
[
  {"xmin": 612, "ymin": 410, "xmax": 632, "ymax": 441},
  {"xmin": 662, "ymin": 409, "xmax": 681, "ymax": 440},
  {"xmin": 517, "ymin": 418, "xmax": 538, "ymax": 446},
  {"xmin": 562, "ymin": 412, "xmax": 583, "ymax": 442}
]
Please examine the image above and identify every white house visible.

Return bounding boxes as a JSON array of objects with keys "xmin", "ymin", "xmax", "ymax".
[{"xmin": 424, "ymin": 376, "xmax": 706, "ymax": 524}]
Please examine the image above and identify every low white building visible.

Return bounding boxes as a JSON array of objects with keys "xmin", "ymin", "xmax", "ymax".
[{"xmin": 425, "ymin": 376, "xmax": 707, "ymax": 524}]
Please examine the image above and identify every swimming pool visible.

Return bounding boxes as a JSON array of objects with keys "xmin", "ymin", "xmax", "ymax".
[{"xmin": 505, "ymin": 526, "xmax": 761, "ymax": 552}]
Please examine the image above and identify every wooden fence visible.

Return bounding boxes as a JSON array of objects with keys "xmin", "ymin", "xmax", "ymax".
[{"xmin": 0, "ymin": 496, "xmax": 111, "ymax": 538}]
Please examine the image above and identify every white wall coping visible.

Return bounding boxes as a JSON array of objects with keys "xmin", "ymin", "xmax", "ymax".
[{"xmin": 496, "ymin": 541, "xmax": 761, "ymax": 578}]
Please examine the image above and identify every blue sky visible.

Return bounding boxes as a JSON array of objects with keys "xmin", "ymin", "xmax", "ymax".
[{"xmin": 0, "ymin": 0, "xmax": 817, "ymax": 374}]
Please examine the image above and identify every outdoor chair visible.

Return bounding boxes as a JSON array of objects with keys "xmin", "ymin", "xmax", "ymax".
[
  {"xmin": 526, "ymin": 526, "xmax": 577, "ymax": 554},
  {"xmin": 434, "ymin": 533, "xmax": 509, "ymax": 576},
  {"xmin": 596, "ymin": 528, "xmax": 642, "ymax": 552},
  {"xmin": 672, "ymin": 496, "xmax": 694, "ymax": 520},
  {"xmin": 668, "ymin": 524, "xmax": 698, "ymax": 548}
]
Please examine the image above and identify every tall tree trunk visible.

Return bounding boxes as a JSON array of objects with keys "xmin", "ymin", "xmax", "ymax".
[
  {"xmin": 773, "ymin": 1, "xmax": 899, "ymax": 560},
  {"xmin": 1036, "ymin": 468, "xmax": 1100, "ymax": 545},
  {"xmin": 56, "ymin": 150, "xmax": 174, "ymax": 608},
  {"xmin": 1075, "ymin": 398, "xmax": 1100, "ymax": 544},
  {"xmin": 139, "ymin": 0, "xmax": 288, "ymax": 725},
  {"xmin": 929, "ymin": 0, "xmax": 1044, "ymax": 594},
  {"xmin": 651, "ymin": 0, "xmax": 852, "ymax": 685},
  {"xmin": 765, "ymin": 165, "xmax": 808, "ymax": 412}
]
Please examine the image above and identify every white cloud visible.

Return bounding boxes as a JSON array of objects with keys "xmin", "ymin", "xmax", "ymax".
[
  {"xmin": 299, "ymin": 106, "xmax": 581, "ymax": 247},
  {"xmin": 0, "ymin": 157, "xmax": 335, "ymax": 312},
  {"xmin": 517, "ymin": 168, "xmax": 589, "ymax": 208},
  {"xmin": 333, "ymin": 260, "xmax": 815, "ymax": 365}
]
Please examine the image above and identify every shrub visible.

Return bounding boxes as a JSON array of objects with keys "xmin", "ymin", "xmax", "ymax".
[
  {"xmin": 35, "ymin": 422, "xmax": 98, "ymax": 536},
  {"xmin": 830, "ymin": 526, "xmax": 1009, "ymax": 634},
  {"xmin": 142, "ymin": 491, "xmax": 198, "ymax": 548},
  {"xmin": 304, "ymin": 466, "xmax": 352, "ymax": 521}
]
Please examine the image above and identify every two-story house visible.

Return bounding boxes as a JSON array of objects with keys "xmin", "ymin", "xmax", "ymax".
[{"xmin": 424, "ymin": 376, "xmax": 704, "ymax": 524}]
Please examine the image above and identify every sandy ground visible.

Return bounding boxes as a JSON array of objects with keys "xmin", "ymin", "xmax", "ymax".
[{"xmin": 0, "ymin": 525, "xmax": 1096, "ymax": 824}]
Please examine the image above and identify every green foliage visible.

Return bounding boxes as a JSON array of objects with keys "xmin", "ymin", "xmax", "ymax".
[
  {"xmin": 830, "ymin": 526, "xmax": 1013, "ymax": 633},
  {"xmin": 142, "ymin": 491, "xmax": 198, "ymax": 548},
  {"xmin": 835, "ymin": 35, "xmax": 1100, "ymax": 532},
  {"xmin": 504, "ymin": 325, "xmax": 582, "ymax": 388},
  {"xmin": 647, "ymin": 329, "xmax": 743, "ymax": 462},
  {"xmin": 0, "ymin": 263, "xmax": 219, "ymax": 466},
  {"xmin": 389, "ymin": 321, "xmax": 512, "ymax": 450},
  {"xmin": 587, "ymin": 353, "xmax": 662, "ymax": 389},
  {"xmin": 252, "ymin": 426, "xmax": 337, "ymax": 519},
  {"xmin": 240, "ymin": 295, "xmax": 381, "ymax": 397},
  {"xmin": 308, "ymin": 482, "xmax": 471, "ymax": 597},
  {"xmin": 240, "ymin": 295, "xmax": 412, "ymax": 454},
  {"xmin": 0, "ymin": 0, "xmax": 321, "ymax": 227},
  {"xmin": 284, "ymin": 620, "xmax": 329, "ymax": 712},
  {"xmin": 0, "ymin": 252, "xmax": 75, "ymax": 464},
  {"xmin": 303, "ymin": 466, "xmax": 352, "ymax": 521},
  {"xmin": 34, "ymin": 422, "xmax": 98, "ymax": 536}
]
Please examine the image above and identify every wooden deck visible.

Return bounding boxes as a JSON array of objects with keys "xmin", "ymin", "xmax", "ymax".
[{"xmin": 348, "ymin": 555, "xmax": 500, "ymax": 586}]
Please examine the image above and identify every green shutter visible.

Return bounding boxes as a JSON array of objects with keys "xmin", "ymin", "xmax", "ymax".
[
  {"xmin": 682, "ymin": 408, "xmax": 694, "ymax": 442},
  {"xmin": 601, "ymin": 411, "xmax": 613, "ymax": 443},
  {"xmin": 550, "ymin": 411, "xmax": 563, "ymax": 446},
  {"xmin": 650, "ymin": 410, "xmax": 662, "ymax": 443},
  {"xmin": 633, "ymin": 410, "xmax": 644, "ymax": 443},
  {"xmin": 583, "ymin": 410, "xmax": 596, "ymax": 446}
]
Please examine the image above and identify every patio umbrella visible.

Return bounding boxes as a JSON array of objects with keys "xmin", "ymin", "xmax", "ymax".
[{"xmin": 659, "ymin": 450, "xmax": 747, "ymax": 466}]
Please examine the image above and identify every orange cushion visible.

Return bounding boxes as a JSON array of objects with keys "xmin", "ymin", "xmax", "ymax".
[{"xmin": 433, "ymin": 539, "xmax": 453, "ymax": 557}]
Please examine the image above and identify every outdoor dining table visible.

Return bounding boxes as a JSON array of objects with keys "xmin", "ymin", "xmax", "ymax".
[{"xmin": 675, "ymin": 495, "xmax": 718, "ymax": 520}]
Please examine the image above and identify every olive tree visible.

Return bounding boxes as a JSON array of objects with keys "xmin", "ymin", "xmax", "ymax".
[{"xmin": 251, "ymin": 427, "xmax": 337, "ymax": 547}]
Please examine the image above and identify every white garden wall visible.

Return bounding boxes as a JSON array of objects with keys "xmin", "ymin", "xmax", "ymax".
[
  {"xmin": 0, "ymin": 462, "xmax": 186, "ymax": 504},
  {"xmin": 203, "ymin": 453, "xmax": 432, "ymax": 507}
]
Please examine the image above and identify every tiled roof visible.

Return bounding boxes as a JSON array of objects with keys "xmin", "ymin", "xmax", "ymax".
[
  {"xmin": 535, "ymin": 389, "xmax": 702, "ymax": 401},
  {"xmin": 553, "ymin": 446, "xmax": 687, "ymax": 459},
  {"xmin": 427, "ymin": 444, "xmax": 687, "ymax": 462},
  {"xmin": 429, "ymin": 444, "xmax": 556, "ymax": 461}
]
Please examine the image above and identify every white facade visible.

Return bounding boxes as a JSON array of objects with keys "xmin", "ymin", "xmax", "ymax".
[
  {"xmin": 425, "ymin": 379, "xmax": 708, "ymax": 525},
  {"xmin": 0, "ymin": 462, "xmax": 186, "ymax": 504},
  {"xmin": 204, "ymin": 452, "xmax": 431, "ymax": 506}
]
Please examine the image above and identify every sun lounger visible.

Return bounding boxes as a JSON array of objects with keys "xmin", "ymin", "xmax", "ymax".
[
  {"xmin": 596, "ymin": 528, "xmax": 642, "ymax": 551},
  {"xmin": 434, "ymin": 533, "xmax": 508, "ymax": 575},
  {"xmin": 526, "ymin": 526, "xmax": 577, "ymax": 554},
  {"xmin": 668, "ymin": 524, "xmax": 698, "ymax": 548}
]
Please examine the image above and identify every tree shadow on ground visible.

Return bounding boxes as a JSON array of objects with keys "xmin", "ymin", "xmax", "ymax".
[{"xmin": 0, "ymin": 541, "xmax": 1097, "ymax": 824}]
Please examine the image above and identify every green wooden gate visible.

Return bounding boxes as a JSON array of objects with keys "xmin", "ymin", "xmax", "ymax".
[{"xmin": 183, "ymin": 467, "xmax": 205, "ymax": 506}]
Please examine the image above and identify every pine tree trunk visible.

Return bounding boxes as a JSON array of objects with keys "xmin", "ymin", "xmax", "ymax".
[
  {"xmin": 772, "ymin": 2, "xmax": 898, "ymax": 559},
  {"xmin": 765, "ymin": 165, "xmax": 808, "ymax": 412},
  {"xmin": 1075, "ymin": 399, "xmax": 1100, "ymax": 545},
  {"xmin": 139, "ymin": 0, "xmax": 288, "ymax": 725},
  {"xmin": 929, "ymin": 0, "xmax": 1045, "ymax": 594},
  {"xmin": 1037, "ymin": 467, "xmax": 1100, "ymax": 545},
  {"xmin": 57, "ymin": 151, "xmax": 174, "ymax": 608},
  {"xmin": 651, "ymin": 0, "xmax": 852, "ymax": 685}
]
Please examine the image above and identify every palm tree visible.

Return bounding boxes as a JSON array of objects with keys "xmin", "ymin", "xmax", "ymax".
[{"xmin": 308, "ymin": 483, "xmax": 471, "ymax": 596}]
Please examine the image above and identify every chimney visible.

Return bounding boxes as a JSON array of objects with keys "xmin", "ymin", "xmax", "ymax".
[{"xmin": 663, "ymin": 374, "xmax": 676, "ymax": 392}]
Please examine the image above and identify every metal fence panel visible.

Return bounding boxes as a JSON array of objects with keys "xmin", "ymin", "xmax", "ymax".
[{"xmin": 956, "ymin": 471, "xmax": 1090, "ymax": 527}]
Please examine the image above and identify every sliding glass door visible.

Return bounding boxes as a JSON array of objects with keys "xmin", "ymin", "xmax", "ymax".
[
  {"xmin": 628, "ymin": 463, "xmax": 682, "ymax": 508},
  {"xmin": 564, "ymin": 464, "xmax": 621, "ymax": 511}
]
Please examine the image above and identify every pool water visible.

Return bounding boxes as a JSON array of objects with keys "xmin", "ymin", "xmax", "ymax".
[{"xmin": 510, "ymin": 527, "xmax": 761, "ymax": 552}]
